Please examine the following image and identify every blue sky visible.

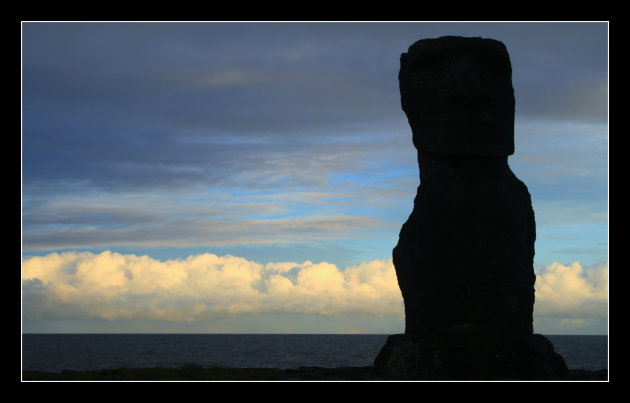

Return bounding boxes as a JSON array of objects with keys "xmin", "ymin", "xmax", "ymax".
[{"xmin": 21, "ymin": 22, "xmax": 608, "ymax": 335}]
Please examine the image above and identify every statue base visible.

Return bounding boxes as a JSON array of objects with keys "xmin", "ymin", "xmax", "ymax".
[{"xmin": 374, "ymin": 332, "xmax": 569, "ymax": 380}]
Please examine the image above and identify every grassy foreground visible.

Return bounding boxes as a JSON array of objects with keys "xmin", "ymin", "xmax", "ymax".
[
  {"xmin": 23, "ymin": 365, "xmax": 290, "ymax": 381},
  {"xmin": 22, "ymin": 364, "xmax": 381, "ymax": 381},
  {"xmin": 22, "ymin": 365, "xmax": 607, "ymax": 381}
]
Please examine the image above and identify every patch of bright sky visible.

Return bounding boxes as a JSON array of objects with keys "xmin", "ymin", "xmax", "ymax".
[{"xmin": 508, "ymin": 117, "xmax": 608, "ymax": 269}]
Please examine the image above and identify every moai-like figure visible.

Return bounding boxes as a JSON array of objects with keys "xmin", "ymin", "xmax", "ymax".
[{"xmin": 375, "ymin": 36, "xmax": 568, "ymax": 380}]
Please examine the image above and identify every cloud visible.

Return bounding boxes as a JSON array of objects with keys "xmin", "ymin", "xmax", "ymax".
[
  {"xmin": 21, "ymin": 23, "xmax": 606, "ymax": 265},
  {"xmin": 22, "ymin": 251, "xmax": 404, "ymax": 322},
  {"xmin": 533, "ymin": 261, "xmax": 608, "ymax": 318},
  {"xmin": 23, "ymin": 212, "xmax": 391, "ymax": 252},
  {"xmin": 23, "ymin": 252, "xmax": 608, "ymax": 326},
  {"xmin": 22, "ymin": 22, "xmax": 607, "ymax": 197},
  {"xmin": 21, "ymin": 185, "xmax": 398, "ymax": 253},
  {"xmin": 20, "ymin": 23, "xmax": 608, "ymax": 332}
]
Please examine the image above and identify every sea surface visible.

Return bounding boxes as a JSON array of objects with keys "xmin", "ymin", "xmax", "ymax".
[{"xmin": 21, "ymin": 334, "xmax": 608, "ymax": 374}]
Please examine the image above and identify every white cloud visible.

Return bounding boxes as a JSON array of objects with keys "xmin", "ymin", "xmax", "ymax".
[
  {"xmin": 22, "ymin": 251, "xmax": 403, "ymax": 322},
  {"xmin": 534, "ymin": 261, "xmax": 608, "ymax": 318},
  {"xmin": 22, "ymin": 252, "xmax": 608, "ymax": 328}
]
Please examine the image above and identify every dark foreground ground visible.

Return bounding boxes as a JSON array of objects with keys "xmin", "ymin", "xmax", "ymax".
[{"xmin": 22, "ymin": 365, "xmax": 608, "ymax": 381}]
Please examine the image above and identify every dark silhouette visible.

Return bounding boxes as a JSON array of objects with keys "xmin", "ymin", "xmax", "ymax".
[{"xmin": 374, "ymin": 36, "xmax": 569, "ymax": 380}]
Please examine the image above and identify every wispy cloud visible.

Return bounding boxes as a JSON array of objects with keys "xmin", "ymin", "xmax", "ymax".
[{"xmin": 22, "ymin": 189, "xmax": 396, "ymax": 252}]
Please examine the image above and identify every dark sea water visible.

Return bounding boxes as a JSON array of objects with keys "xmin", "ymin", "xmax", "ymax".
[{"xmin": 21, "ymin": 334, "xmax": 608, "ymax": 374}]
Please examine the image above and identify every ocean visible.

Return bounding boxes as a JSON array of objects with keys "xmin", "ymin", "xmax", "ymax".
[{"xmin": 21, "ymin": 334, "xmax": 608, "ymax": 374}]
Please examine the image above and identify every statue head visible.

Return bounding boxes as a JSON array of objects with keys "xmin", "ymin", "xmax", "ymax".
[{"xmin": 399, "ymin": 36, "xmax": 515, "ymax": 157}]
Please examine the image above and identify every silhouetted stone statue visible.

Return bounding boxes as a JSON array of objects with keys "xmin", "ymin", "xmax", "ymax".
[{"xmin": 374, "ymin": 36, "xmax": 569, "ymax": 380}]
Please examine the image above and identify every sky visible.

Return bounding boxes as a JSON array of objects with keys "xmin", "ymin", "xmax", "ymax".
[{"xmin": 21, "ymin": 21, "xmax": 608, "ymax": 335}]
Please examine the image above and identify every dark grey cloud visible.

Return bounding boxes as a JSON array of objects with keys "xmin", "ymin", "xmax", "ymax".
[
  {"xmin": 22, "ymin": 22, "xmax": 607, "ymax": 195},
  {"xmin": 507, "ymin": 23, "xmax": 607, "ymax": 123},
  {"xmin": 22, "ymin": 22, "xmax": 408, "ymax": 194},
  {"xmin": 21, "ymin": 22, "xmax": 608, "ymax": 260}
]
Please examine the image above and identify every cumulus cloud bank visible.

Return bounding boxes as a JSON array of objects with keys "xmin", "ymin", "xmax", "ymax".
[
  {"xmin": 534, "ymin": 261, "xmax": 608, "ymax": 318},
  {"xmin": 22, "ymin": 251, "xmax": 403, "ymax": 322},
  {"xmin": 22, "ymin": 252, "xmax": 608, "ymax": 325}
]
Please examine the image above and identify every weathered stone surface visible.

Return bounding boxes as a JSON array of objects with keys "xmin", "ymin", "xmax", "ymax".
[
  {"xmin": 376, "ymin": 36, "xmax": 568, "ymax": 380},
  {"xmin": 394, "ymin": 150, "xmax": 536, "ymax": 336},
  {"xmin": 374, "ymin": 333, "xmax": 569, "ymax": 380},
  {"xmin": 399, "ymin": 36, "xmax": 515, "ymax": 157}
]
